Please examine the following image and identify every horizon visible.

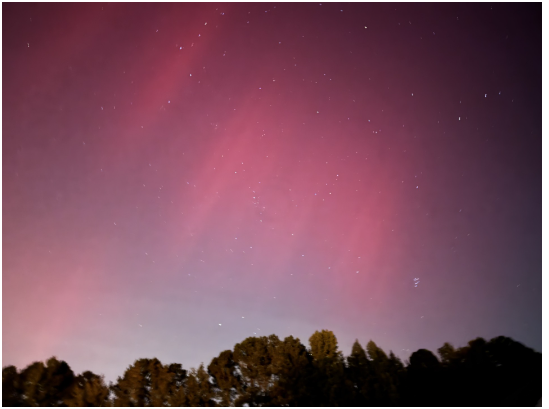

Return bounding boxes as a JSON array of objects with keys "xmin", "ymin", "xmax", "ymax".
[{"xmin": 4, "ymin": 330, "xmax": 541, "ymax": 385}]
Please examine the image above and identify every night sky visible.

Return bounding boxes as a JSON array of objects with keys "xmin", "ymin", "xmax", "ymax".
[{"xmin": 3, "ymin": 3, "xmax": 541, "ymax": 382}]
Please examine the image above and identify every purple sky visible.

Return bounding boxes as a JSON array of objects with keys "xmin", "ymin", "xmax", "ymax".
[{"xmin": 3, "ymin": 2, "xmax": 541, "ymax": 382}]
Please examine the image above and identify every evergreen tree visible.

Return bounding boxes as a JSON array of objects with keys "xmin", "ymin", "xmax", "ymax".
[
  {"xmin": 346, "ymin": 340, "xmax": 371, "ymax": 405},
  {"xmin": 365, "ymin": 340, "xmax": 400, "ymax": 405},
  {"xmin": 386, "ymin": 351, "xmax": 404, "ymax": 403}
]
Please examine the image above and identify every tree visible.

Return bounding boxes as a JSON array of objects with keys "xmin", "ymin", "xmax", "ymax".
[
  {"xmin": 3, "ymin": 365, "xmax": 23, "ymax": 406},
  {"xmin": 346, "ymin": 340, "xmax": 371, "ymax": 405},
  {"xmin": 409, "ymin": 348, "xmax": 441, "ymax": 370},
  {"xmin": 485, "ymin": 336, "xmax": 541, "ymax": 406},
  {"xmin": 364, "ymin": 340, "xmax": 401, "ymax": 405},
  {"xmin": 208, "ymin": 350, "xmax": 240, "ymax": 406},
  {"xmin": 366, "ymin": 340, "xmax": 388, "ymax": 363},
  {"xmin": 387, "ymin": 351, "xmax": 404, "ymax": 403},
  {"xmin": 232, "ymin": 335, "xmax": 280, "ymax": 406},
  {"xmin": 437, "ymin": 342, "xmax": 457, "ymax": 366},
  {"xmin": 404, "ymin": 348, "xmax": 443, "ymax": 405},
  {"xmin": 453, "ymin": 338, "xmax": 492, "ymax": 406},
  {"xmin": 165, "ymin": 363, "xmax": 187, "ymax": 407},
  {"xmin": 17, "ymin": 361, "xmax": 47, "ymax": 406},
  {"xmin": 461, "ymin": 336, "xmax": 542, "ymax": 406},
  {"xmin": 16, "ymin": 357, "xmax": 75, "ymax": 406},
  {"xmin": 65, "ymin": 370, "xmax": 110, "ymax": 407},
  {"xmin": 308, "ymin": 330, "xmax": 341, "ymax": 361},
  {"xmin": 307, "ymin": 330, "xmax": 351, "ymax": 406},
  {"xmin": 1, "ymin": 331, "xmax": 541, "ymax": 407},
  {"xmin": 184, "ymin": 364, "xmax": 215, "ymax": 407},
  {"xmin": 111, "ymin": 358, "xmax": 175, "ymax": 406},
  {"xmin": 347, "ymin": 340, "xmax": 369, "ymax": 371},
  {"xmin": 269, "ymin": 336, "xmax": 314, "ymax": 406}
]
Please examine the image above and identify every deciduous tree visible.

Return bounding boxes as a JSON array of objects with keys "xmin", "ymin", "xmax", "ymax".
[
  {"xmin": 208, "ymin": 350, "xmax": 240, "ymax": 406},
  {"xmin": 65, "ymin": 371, "xmax": 110, "ymax": 407},
  {"xmin": 16, "ymin": 357, "xmax": 75, "ymax": 406},
  {"xmin": 111, "ymin": 358, "xmax": 174, "ymax": 406}
]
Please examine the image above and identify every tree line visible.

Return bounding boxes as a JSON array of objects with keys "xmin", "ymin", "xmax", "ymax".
[{"xmin": 2, "ymin": 330, "xmax": 541, "ymax": 406}]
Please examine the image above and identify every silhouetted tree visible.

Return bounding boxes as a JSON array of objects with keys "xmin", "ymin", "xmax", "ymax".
[
  {"xmin": 1, "ymin": 331, "xmax": 541, "ymax": 407},
  {"xmin": 308, "ymin": 329, "xmax": 341, "ymax": 361},
  {"xmin": 183, "ymin": 365, "xmax": 215, "ymax": 407},
  {"xmin": 208, "ymin": 350, "xmax": 240, "ymax": 406},
  {"xmin": 402, "ymin": 349, "xmax": 443, "ymax": 406},
  {"xmin": 3, "ymin": 365, "xmax": 23, "ymax": 406},
  {"xmin": 307, "ymin": 330, "xmax": 353, "ymax": 406},
  {"xmin": 386, "ymin": 351, "xmax": 405, "ymax": 403},
  {"xmin": 269, "ymin": 335, "xmax": 314, "ymax": 406},
  {"xmin": 111, "ymin": 358, "xmax": 175, "ymax": 406},
  {"xmin": 164, "ymin": 363, "xmax": 187, "ymax": 407},
  {"xmin": 432, "ymin": 336, "xmax": 542, "ymax": 406},
  {"xmin": 365, "ymin": 340, "xmax": 400, "ymax": 405},
  {"xmin": 409, "ymin": 348, "xmax": 441, "ymax": 370},
  {"xmin": 437, "ymin": 342, "xmax": 457, "ymax": 366},
  {"xmin": 232, "ymin": 335, "xmax": 280, "ymax": 406},
  {"xmin": 65, "ymin": 371, "xmax": 110, "ymax": 407},
  {"xmin": 17, "ymin": 361, "xmax": 46, "ymax": 406},
  {"xmin": 14, "ymin": 357, "xmax": 75, "ymax": 406},
  {"xmin": 346, "ymin": 340, "xmax": 371, "ymax": 405},
  {"xmin": 485, "ymin": 335, "xmax": 541, "ymax": 406}
]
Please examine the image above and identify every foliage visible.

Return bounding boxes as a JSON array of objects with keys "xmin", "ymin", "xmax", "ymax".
[
  {"xmin": 207, "ymin": 350, "xmax": 240, "ymax": 406},
  {"xmin": 2, "ymin": 332, "xmax": 541, "ymax": 406},
  {"xmin": 65, "ymin": 371, "xmax": 110, "ymax": 407},
  {"xmin": 182, "ymin": 364, "xmax": 215, "ymax": 407},
  {"xmin": 3, "ymin": 356, "xmax": 75, "ymax": 406}
]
